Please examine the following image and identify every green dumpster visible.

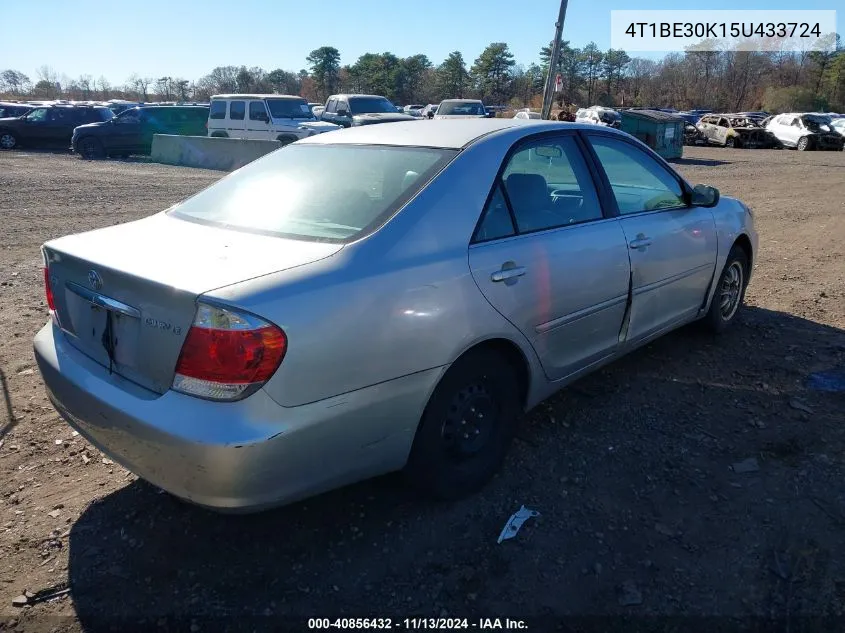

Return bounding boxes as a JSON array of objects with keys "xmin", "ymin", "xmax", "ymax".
[{"xmin": 620, "ymin": 109, "xmax": 684, "ymax": 159}]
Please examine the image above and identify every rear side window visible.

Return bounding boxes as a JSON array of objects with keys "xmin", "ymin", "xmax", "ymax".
[
  {"xmin": 229, "ymin": 101, "xmax": 245, "ymax": 120},
  {"xmin": 209, "ymin": 101, "xmax": 226, "ymax": 119},
  {"xmin": 249, "ymin": 101, "xmax": 268, "ymax": 121}
]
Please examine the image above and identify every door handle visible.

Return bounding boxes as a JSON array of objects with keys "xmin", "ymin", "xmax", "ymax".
[
  {"xmin": 491, "ymin": 266, "xmax": 526, "ymax": 282},
  {"xmin": 628, "ymin": 235, "xmax": 652, "ymax": 250}
]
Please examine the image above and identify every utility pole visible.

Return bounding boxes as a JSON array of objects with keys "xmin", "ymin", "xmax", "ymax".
[{"xmin": 541, "ymin": 0, "xmax": 569, "ymax": 120}]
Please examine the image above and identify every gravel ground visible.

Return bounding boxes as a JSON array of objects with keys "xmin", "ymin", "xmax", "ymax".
[{"xmin": 1, "ymin": 148, "xmax": 844, "ymax": 632}]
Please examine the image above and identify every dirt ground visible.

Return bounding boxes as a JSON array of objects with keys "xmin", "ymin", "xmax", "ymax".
[{"xmin": 1, "ymin": 147, "xmax": 844, "ymax": 632}]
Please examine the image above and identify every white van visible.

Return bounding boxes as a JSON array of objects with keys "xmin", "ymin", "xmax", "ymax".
[{"xmin": 207, "ymin": 94, "xmax": 340, "ymax": 144}]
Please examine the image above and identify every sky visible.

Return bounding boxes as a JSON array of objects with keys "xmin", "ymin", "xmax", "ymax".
[{"xmin": 0, "ymin": 0, "xmax": 839, "ymax": 86}]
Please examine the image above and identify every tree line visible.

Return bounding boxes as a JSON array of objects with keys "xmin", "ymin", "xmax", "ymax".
[{"xmin": 2, "ymin": 37, "xmax": 844, "ymax": 113}]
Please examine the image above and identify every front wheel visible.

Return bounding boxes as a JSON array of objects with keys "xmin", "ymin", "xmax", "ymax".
[
  {"xmin": 797, "ymin": 136, "xmax": 811, "ymax": 151},
  {"xmin": 404, "ymin": 349, "xmax": 521, "ymax": 500},
  {"xmin": 78, "ymin": 136, "xmax": 104, "ymax": 160},
  {"xmin": 725, "ymin": 137, "xmax": 736, "ymax": 148},
  {"xmin": 702, "ymin": 245, "xmax": 749, "ymax": 333},
  {"xmin": 0, "ymin": 131, "xmax": 18, "ymax": 150}
]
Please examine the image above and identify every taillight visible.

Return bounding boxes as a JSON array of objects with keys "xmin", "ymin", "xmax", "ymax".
[
  {"xmin": 172, "ymin": 303, "xmax": 287, "ymax": 401},
  {"xmin": 43, "ymin": 267, "xmax": 56, "ymax": 312}
]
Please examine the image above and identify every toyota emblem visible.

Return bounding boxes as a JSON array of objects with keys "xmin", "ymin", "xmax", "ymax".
[{"xmin": 88, "ymin": 270, "xmax": 103, "ymax": 291}]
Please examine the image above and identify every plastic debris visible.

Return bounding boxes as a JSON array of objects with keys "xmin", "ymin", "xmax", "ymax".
[
  {"xmin": 497, "ymin": 505, "xmax": 540, "ymax": 544},
  {"xmin": 808, "ymin": 369, "xmax": 845, "ymax": 393}
]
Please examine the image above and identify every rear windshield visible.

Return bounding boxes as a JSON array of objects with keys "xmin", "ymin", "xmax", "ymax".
[
  {"xmin": 439, "ymin": 101, "xmax": 485, "ymax": 116},
  {"xmin": 266, "ymin": 98, "xmax": 313, "ymax": 119},
  {"xmin": 168, "ymin": 144, "xmax": 457, "ymax": 242}
]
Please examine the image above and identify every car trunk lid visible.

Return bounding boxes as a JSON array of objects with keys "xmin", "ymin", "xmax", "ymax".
[{"xmin": 44, "ymin": 212, "xmax": 342, "ymax": 394}]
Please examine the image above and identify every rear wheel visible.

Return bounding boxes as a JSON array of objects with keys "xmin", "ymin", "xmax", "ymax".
[
  {"xmin": 725, "ymin": 136, "xmax": 736, "ymax": 148},
  {"xmin": 78, "ymin": 136, "xmax": 104, "ymax": 160},
  {"xmin": 0, "ymin": 131, "xmax": 18, "ymax": 150},
  {"xmin": 702, "ymin": 245, "xmax": 749, "ymax": 333},
  {"xmin": 404, "ymin": 349, "xmax": 521, "ymax": 500},
  {"xmin": 797, "ymin": 136, "xmax": 811, "ymax": 151}
]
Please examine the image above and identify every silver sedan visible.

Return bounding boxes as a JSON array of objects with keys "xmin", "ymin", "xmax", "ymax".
[{"xmin": 34, "ymin": 120, "xmax": 758, "ymax": 512}]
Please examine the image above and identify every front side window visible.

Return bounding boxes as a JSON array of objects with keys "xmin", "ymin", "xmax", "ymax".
[
  {"xmin": 249, "ymin": 101, "xmax": 268, "ymax": 121},
  {"xmin": 325, "ymin": 98, "xmax": 337, "ymax": 114},
  {"xmin": 116, "ymin": 109, "xmax": 141, "ymax": 124},
  {"xmin": 169, "ymin": 145, "xmax": 455, "ymax": 242},
  {"xmin": 229, "ymin": 101, "xmax": 245, "ymax": 120},
  {"xmin": 588, "ymin": 136, "xmax": 686, "ymax": 214},
  {"xmin": 209, "ymin": 100, "xmax": 226, "ymax": 119}
]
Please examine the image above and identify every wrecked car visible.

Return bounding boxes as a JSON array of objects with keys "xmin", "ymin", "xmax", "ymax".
[
  {"xmin": 696, "ymin": 114, "xmax": 780, "ymax": 149},
  {"xmin": 684, "ymin": 123, "xmax": 707, "ymax": 146},
  {"xmin": 765, "ymin": 113, "xmax": 845, "ymax": 151}
]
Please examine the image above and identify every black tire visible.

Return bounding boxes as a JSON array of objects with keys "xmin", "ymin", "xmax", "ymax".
[
  {"xmin": 210, "ymin": 132, "xmax": 228, "ymax": 138},
  {"xmin": 725, "ymin": 137, "xmax": 736, "ymax": 148},
  {"xmin": 702, "ymin": 245, "xmax": 749, "ymax": 333},
  {"xmin": 77, "ymin": 136, "xmax": 104, "ymax": 160},
  {"xmin": 0, "ymin": 130, "xmax": 18, "ymax": 150},
  {"xmin": 404, "ymin": 348, "xmax": 521, "ymax": 500},
  {"xmin": 276, "ymin": 134, "xmax": 298, "ymax": 146},
  {"xmin": 797, "ymin": 136, "xmax": 811, "ymax": 151}
]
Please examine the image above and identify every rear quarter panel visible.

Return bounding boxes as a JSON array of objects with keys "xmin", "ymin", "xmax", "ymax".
[{"xmin": 205, "ymin": 137, "xmax": 546, "ymax": 408}]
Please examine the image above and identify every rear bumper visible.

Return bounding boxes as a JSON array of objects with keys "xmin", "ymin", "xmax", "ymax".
[{"xmin": 34, "ymin": 322, "xmax": 438, "ymax": 511}]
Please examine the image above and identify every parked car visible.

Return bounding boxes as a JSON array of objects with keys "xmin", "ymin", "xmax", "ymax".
[
  {"xmin": 71, "ymin": 105, "xmax": 210, "ymax": 159},
  {"xmin": 0, "ymin": 104, "xmax": 113, "ymax": 150},
  {"xmin": 0, "ymin": 102, "xmax": 33, "ymax": 119},
  {"xmin": 34, "ymin": 119, "xmax": 757, "ymax": 512},
  {"xmin": 434, "ymin": 99, "xmax": 489, "ymax": 119},
  {"xmin": 403, "ymin": 104, "xmax": 425, "ymax": 117},
  {"xmin": 765, "ymin": 113, "xmax": 845, "ymax": 151},
  {"xmin": 207, "ymin": 94, "xmax": 340, "ymax": 144},
  {"xmin": 831, "ymin": 118, "xmax": 845, "ymax": 138},
  {"xmin": 575, "ymin": 107, "xmax": 621, "ymax": 128},
  {"xmin": 514, "ymin": 110, "xmax": 541, "ymax": 120},
  {"xmin": 696, "ymin": 114, "xmax": 780, "ymax": 148},
  {"xmin": 319, "ymin": 94, "xmax": 415, "ymax": 128}
]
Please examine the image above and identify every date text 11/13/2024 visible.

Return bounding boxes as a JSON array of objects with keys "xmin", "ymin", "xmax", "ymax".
[{"xmin": 307, "ymin": 618, "xmax": 529, "ymax": 630}]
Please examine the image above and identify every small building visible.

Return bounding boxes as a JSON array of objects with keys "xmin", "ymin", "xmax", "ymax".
[{"xmin": 620, "ymin": 109, "xmax": 684, "ymax": 159}]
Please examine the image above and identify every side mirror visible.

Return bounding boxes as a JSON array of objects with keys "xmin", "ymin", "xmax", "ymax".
[
  {"xmin": 690, "ymin": 183, "xmax": 719, "ymax": 207},
  {"xmin": 337, "ymin": 108, "xmax": 349, "ymax": 117}
]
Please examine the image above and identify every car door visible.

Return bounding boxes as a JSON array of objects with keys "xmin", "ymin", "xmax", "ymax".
[
  {"xmin": 246, "ymin": 100, "xmax": 271, "ymax": 140},
  {"xmin": 468, "ymin": 133, "xmax": 631, "ymax": 381},
  {"xmin": 227, "ymin": 100, "xmax": 246, "ymax": 138},
  {"xmin": 17, "ymin": 108, "xmax": 52, "ymax": 145},
  {"xmin": 585, "ymin": 133, "xmax": 717, "ymax": 344},
  {"xmin": 109, "ymin": 109, "xmax": 143, "ymax": 152}
]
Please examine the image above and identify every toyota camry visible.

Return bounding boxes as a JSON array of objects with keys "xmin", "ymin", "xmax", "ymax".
[{"xmin": 34, "ymin": 119, "xmax": 757, "ymax": 512}]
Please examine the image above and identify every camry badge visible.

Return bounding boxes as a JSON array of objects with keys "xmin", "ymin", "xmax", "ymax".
[{"xmin": 88, "ymin": 270, "xmax": 103, "ymax": 291}]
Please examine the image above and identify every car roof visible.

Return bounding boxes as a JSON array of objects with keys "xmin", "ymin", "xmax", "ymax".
[
  {"xmin": 329, "ymin": 94, "xmax": 390, "ymax": 100},
  {"xmin": 210, "ymin": 94, "xmax": 304, "ymax": 100},
  {"xmin": 297, "ymin": 119, "xmax": 616, "ymax": 150}
]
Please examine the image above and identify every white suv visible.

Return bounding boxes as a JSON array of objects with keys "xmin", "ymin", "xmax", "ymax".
[{"xmin": 207, "ymin": 94, "xmax": 340, "ymax": 144}]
